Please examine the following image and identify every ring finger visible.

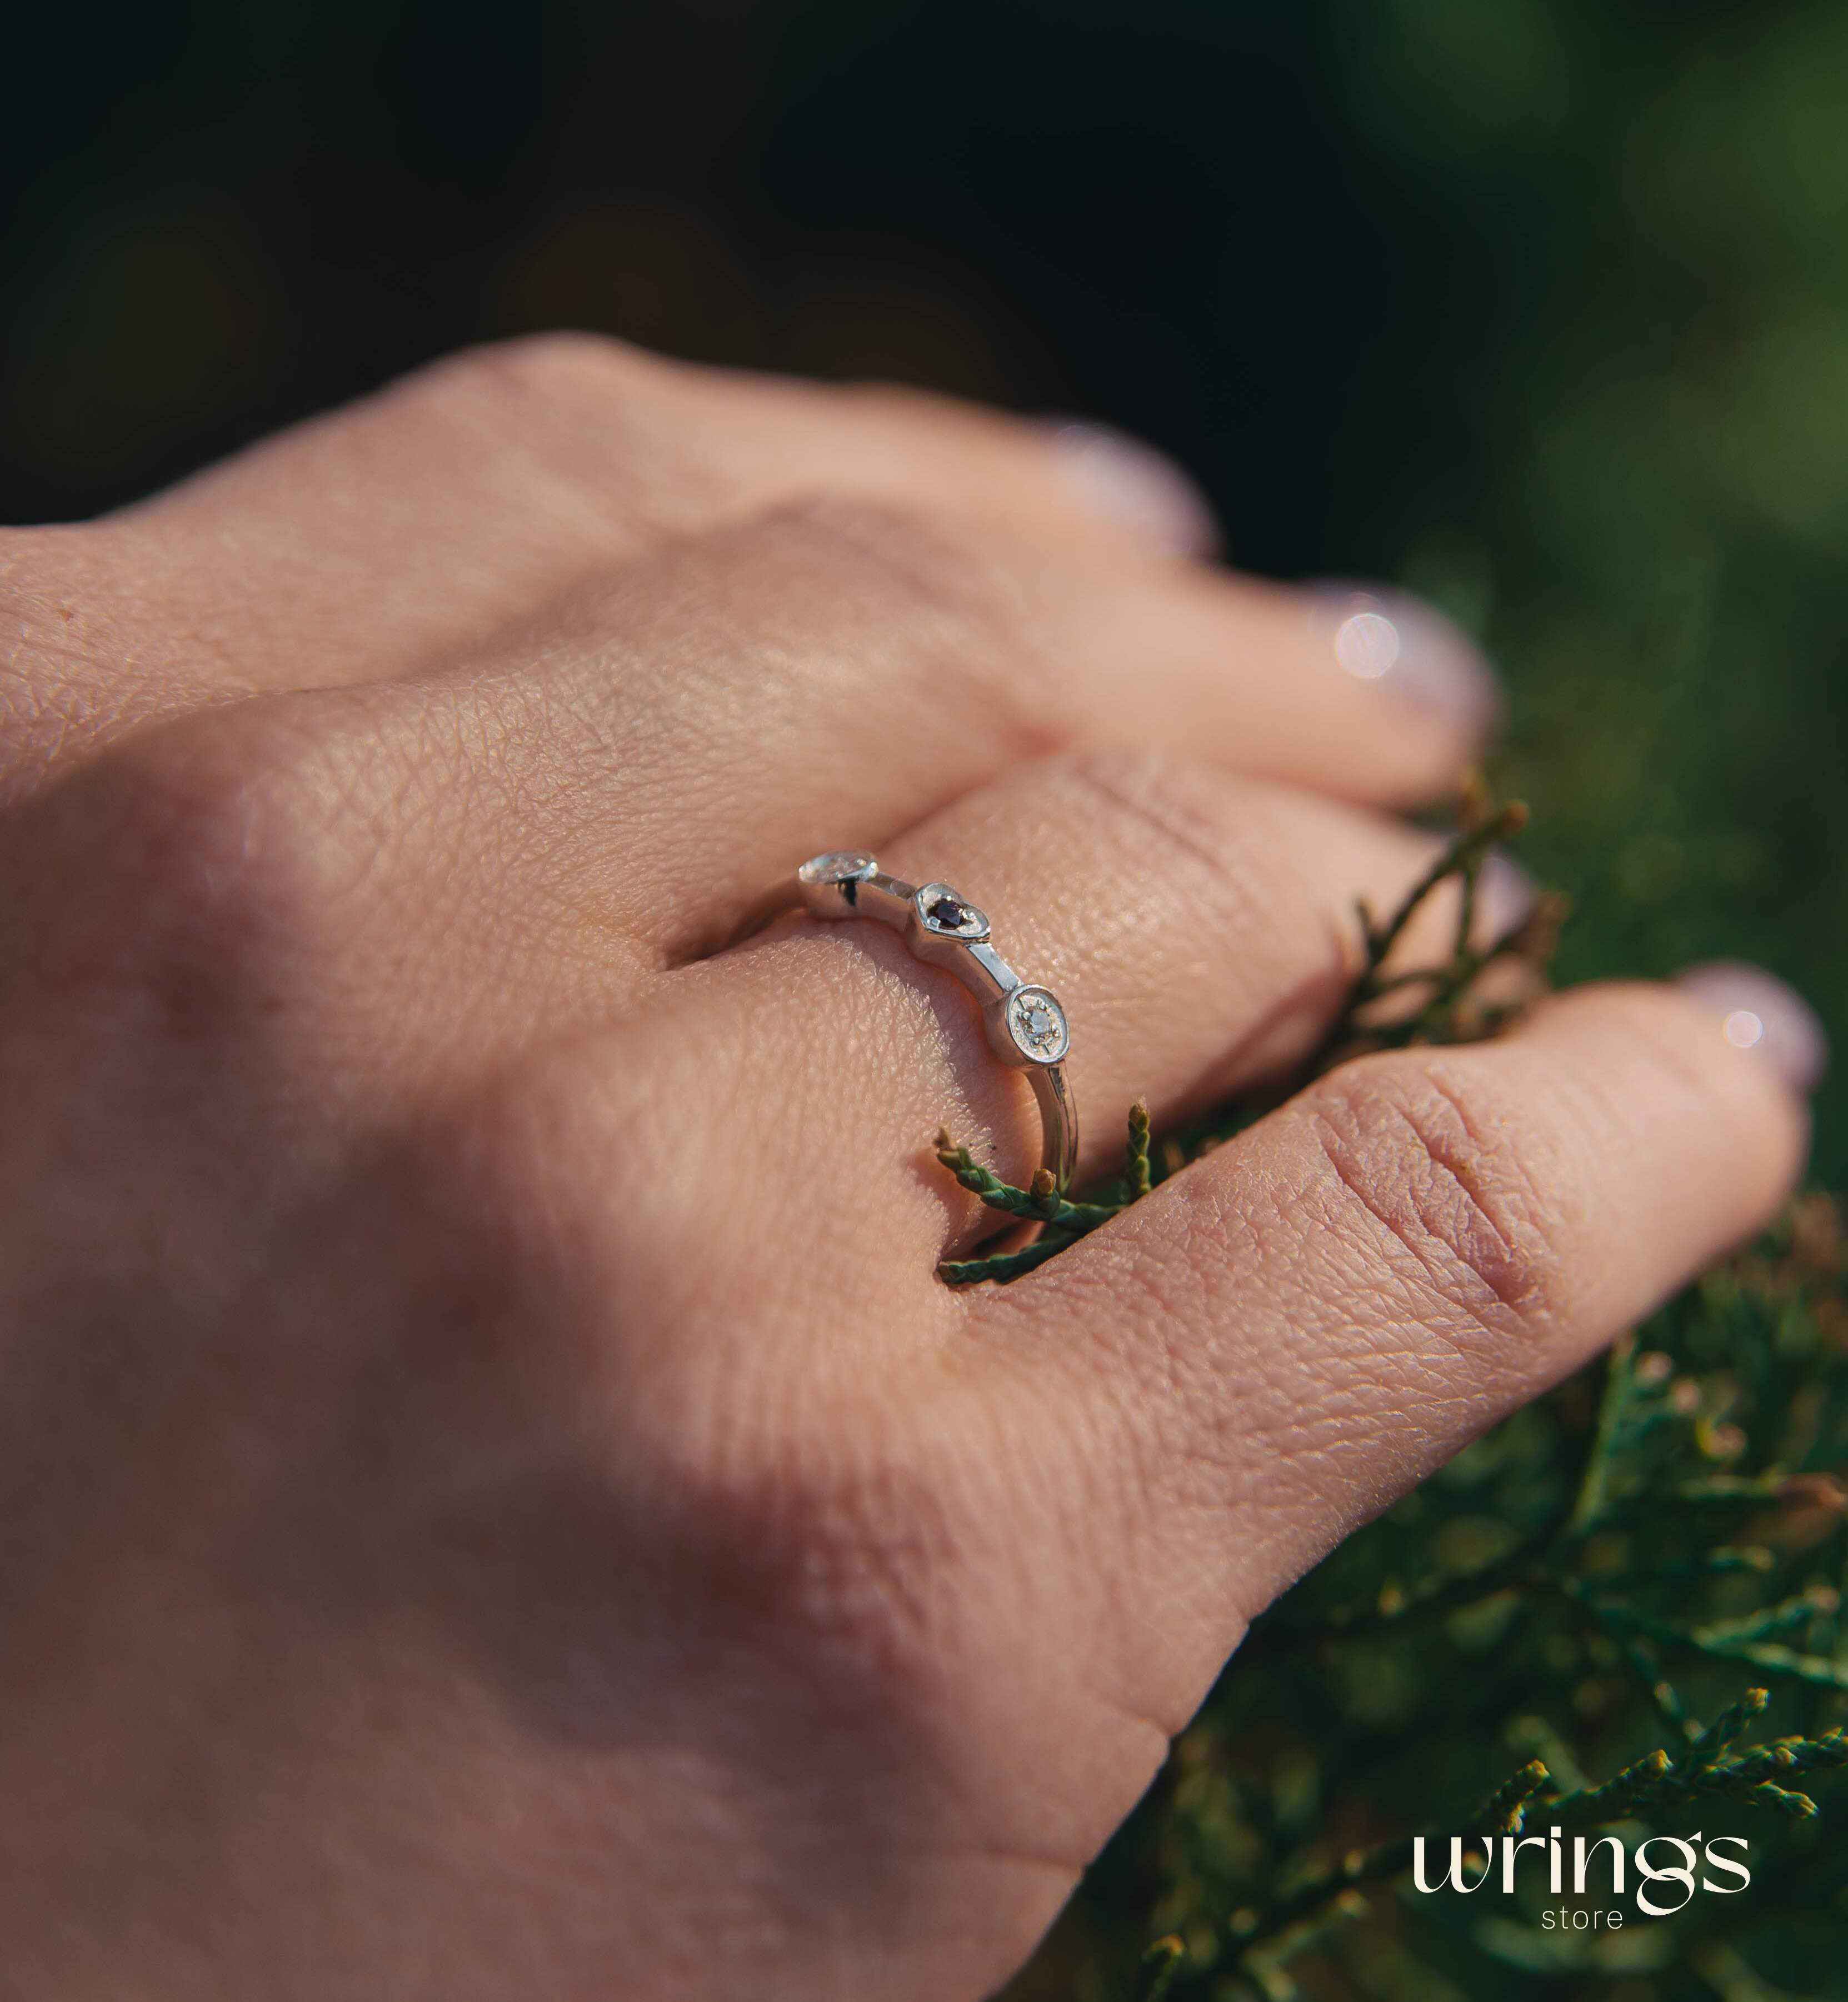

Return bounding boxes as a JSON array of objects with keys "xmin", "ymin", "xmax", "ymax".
[{"xmin": 590, "ymin": 748, "xmax": 1530, "ymax": 1278}]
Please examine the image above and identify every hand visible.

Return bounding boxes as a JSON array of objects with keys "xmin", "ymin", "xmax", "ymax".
[{"xmin": 0, "ymin": 338, "xmax": 1816, "ymax": 1999}]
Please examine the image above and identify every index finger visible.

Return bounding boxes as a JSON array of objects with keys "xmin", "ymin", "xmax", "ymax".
[{"xmin": 7, "ymin": 340, "xmax": 1496, "ymax": 808}]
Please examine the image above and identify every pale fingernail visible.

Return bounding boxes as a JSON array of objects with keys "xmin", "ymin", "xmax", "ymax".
[
  {"xmin": 1038, "ymin": 418, "xmax": 1220, "ymax": 558},
  {"xmin": 1310, "ymin": 581, "xmax": 1501, "ymax": 737},
  {"xmin": 1672, "ymin": 961, "xmax": 1829, "ymax": 1097}
]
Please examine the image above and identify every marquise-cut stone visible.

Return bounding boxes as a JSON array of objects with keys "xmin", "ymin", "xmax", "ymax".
[{"xmin": 799, "ymin": 850, "xmax": 877, "ymax": 886}]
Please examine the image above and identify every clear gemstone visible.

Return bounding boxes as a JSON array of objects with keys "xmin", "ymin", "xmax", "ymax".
[
  {"xmin": 1007, "ymin": 986, "xmax": 1068, "ymax": 1062},
  {"xmin": 799, "ymin": 850, "xmax": 876, "ymax": 886}
]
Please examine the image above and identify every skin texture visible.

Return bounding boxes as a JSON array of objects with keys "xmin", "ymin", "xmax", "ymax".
[{"xmin": 0, "ymin": 336, "xmax": 1810, "ymax": 2000}]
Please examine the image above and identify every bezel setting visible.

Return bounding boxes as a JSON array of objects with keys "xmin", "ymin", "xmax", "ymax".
[
  {"xmin": 793, "ymin": 851, "xmax": 1076, "ymax": 1191},
  {"xmin": 913, "ymin": 881, "xmax": 991, "ymax": 941},
  {"xmin": 798, "ymin": 850, "xmax": 878, "ymax": 887},
  {"xmin": 1004, "ymin": 985, "xmax": 1070, "ymax": 1066}
]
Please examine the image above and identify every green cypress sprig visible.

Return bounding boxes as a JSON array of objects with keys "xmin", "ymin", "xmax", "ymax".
[{"xmin": 940, "ymin": 782, "xmax": 1554, "ymax": 1286}]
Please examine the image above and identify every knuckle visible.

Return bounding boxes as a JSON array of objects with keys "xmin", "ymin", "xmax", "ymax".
[
  {"xmin": 840, "ymin": 380, "xmax": 1053, "ymax": 467},
  {"xmin": 728, "ymin": 493, "xmax": 1044, "ymax": 712},
  {"xmin": 21, "ymin": 702, "xmax": 354, "ymax": 1035},
  {"xmin": 671, "ymin": 1410, "xmax": 972, "ymax": 1678},
  {"xmin": 408, "ymin": 331, "xmax": 671, "ymax": 431},
  {"xmin": 1301, "ymin": 1060, "xmax": 1561, "ymax": 1336},
  {"xmin": 839, "ymin": 378, "xmax": 1004, "ymax": 441},
  {"xmin": 745, "ymin": 490, "xmax": 1000, "ymax": 611},
  {"xmin": 1050, "ymin": 750, "xmax": 1267, "ymax": 905}
]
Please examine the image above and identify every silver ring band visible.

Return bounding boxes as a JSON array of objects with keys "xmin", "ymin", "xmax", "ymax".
[{"xmin": 796, "ymin": 851, "xmax": 1078, "ymax": 1190}]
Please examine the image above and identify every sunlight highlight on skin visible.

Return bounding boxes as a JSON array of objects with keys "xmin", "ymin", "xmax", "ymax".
[
  {"xmin": 1333, "ymin": 605, "xmax": 1401, "ymax": 680},
  {"xmin": 1724, "ymin": 1008, "xmax": 1767, "ymax": 1050}
]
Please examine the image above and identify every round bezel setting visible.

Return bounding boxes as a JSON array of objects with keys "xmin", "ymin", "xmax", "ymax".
[
  {"xmin": 798, "ymin": 850, "xmax": 878, "ymax": 887},
  {"xmin": 913, "ymin": 882, "xmax": 990, "ymax": 941},
  {"xmin": 1004, "ymin": 985, "xmax": 1070, "ymax": 1065}
]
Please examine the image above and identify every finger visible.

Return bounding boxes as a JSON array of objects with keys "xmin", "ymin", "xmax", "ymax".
[
  {"xmin": 578, "ymin": 753, "xmax": 1527, "ymax": 1272},
  {"xmin": 18, "ymin": 348, "xmax": 1188, "ymax": 806},
  {"xmin": 123, "ymin": 349, "xmax": 1224, "ymax": 651},
  {"xmin": 4, "ymin": 340, "xmax": 1492, "ymax": 801},
  {"xmin": 59, "ymin": 494, "xmax": 1489, "ymax": 1020},
  {"xmin": 978, "ymin": 976, "xmax": 1813, "ymax": 1726},
  {"xmin": 104, "ymin": 342, "xmax": 1237, "ymax": 677},
  {"xmin": 772, "ymin": 752, "xmax": 1531, "ymax": 1196},
  {"xmin": 72, "ymin": 341, "xmax": 1211, "ymax": 699}
]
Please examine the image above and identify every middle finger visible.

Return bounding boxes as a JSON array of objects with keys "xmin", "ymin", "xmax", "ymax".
[{"xmin": 99, "ymin": 496, "xmax": 1489, "ymax": 1029}]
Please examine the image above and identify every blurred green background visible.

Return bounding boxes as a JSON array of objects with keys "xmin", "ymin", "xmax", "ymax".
[{"xmin": 2, "ymin": 0, "xmax": 1842, "ymax": 1185}]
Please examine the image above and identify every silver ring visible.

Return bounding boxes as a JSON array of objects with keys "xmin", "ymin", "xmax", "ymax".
[{"xmin": 796, "ymin": 851, "xmax": 1078, "ymax": 1191}]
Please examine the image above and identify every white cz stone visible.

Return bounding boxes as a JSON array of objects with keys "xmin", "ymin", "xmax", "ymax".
[
  {"xmin": 1007, "ymin": 986, "xmax": 1069, "ymax": 1063},
  {"xmin": 799, "ymin": 850, "xmax": 877, "ymax": 885}
]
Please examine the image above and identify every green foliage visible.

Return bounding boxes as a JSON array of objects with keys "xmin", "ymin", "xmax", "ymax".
[
  {"xmin": 995, "ymin": 11, "xmax": 1848, "ymax": 1988},
  {"xmin": 938, "ymin": 782, "xmax": 1562, "ymax": 1287},
  {"xmin": 1002, "ymin": 1195, "xmax": 1848, "ymax": 2000},
  {"xmin": 966, "ymin": 10, "xmax": 1848, "ymax": 1990},
  {"xmin": 972, "ymin": 793, "xmax": 1848, "ymax": 1998},
  {"xmin": 1321, "ymin": 0, "xmax": 1848, "ymax": 1190}
]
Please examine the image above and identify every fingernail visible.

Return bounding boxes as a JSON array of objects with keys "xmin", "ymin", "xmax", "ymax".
[
  {"xmin": 1309, "ymin": 581, "xmax": 1501, "ymax": 737},
  {"xmin": 1038, "ymin": 418, "xmax": 1220, "ymax": 558},
  {"xmin": 1672, "ymin": 961, "xmax": 1829, "ymax": 1097}
]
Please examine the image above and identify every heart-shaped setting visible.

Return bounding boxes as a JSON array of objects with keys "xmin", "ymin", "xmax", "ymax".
[{"xmin": 915, "ymin": 883, "xmax": 990, "ymax": 940}]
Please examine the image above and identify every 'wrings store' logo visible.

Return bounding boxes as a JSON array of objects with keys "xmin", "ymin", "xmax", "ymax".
[{"xmin": 1415, "ymin": 1829, "xmax": 1749, "ymax": 1924}]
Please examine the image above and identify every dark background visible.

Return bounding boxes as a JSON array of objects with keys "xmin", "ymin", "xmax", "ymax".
[{"xmin": 4, "ymin": 0, "xmax": 1845, "ymax": 1182}]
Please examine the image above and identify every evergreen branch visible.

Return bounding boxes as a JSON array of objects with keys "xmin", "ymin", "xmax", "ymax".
[
  {"xmin": 1615, "ymin": 1628, "xmax": 1696, "ymax": 1741},
  {"xmin": 1682, "ymin": 1686, "xmax": 1770, "ymax": 1769},
  {"xmin": 1567, "ymin": 1331, "xmax": 1640, "ymax": 1536},
  {"xmin": 1231, "ymin": 1762, "xmax": 1550, "ymax": 1958},
  {"xmin": 1697, "ymin": 1587, "xmax": 1841, "ymax": 1648},
  {"xmin": 1128, "ymin": 1935, "xmax": 1185, "ymax": 2002},
  {"xmin": 1717, "ymin": 1730, "xmax": 1848, "ymax": 1786},
  {"xmin": 1356, "ymin": 799, "xmax": 1528, "ymax": 981},
  {"xmin": 1645, "ymin": 1545, "xmax": 1777, "ymax": 1585},
  {"xmin": 932, "ymin": 1133, "xmax": 1117, "ymax": 1233},
  {"xmin": 1664, "ymin": 1472, "xmax": 1800, "ymax": 1507},
  {"xmin": 1083, "ymin": 1174, "xmax": 1848, "ymax": 1998},
  {"xmin": 1480, "ymin": 1756, "xmax": 1554, "ymax": 1834},
  {"xmin": 1202, "ymin": 1680, "xmax": 1848, "ymax": 1970},
  {"xmin": 1240, "ymin": 1893, "xmax": 1367, "ymax": 1998},
  {"xmin": 1692, "ymin": 1639, "xmax": 1848, "ymax": 1691},
  {"xmin": 1550, "ymin": 1746, "xmax": 1673, "ymax": 1819},
  {"xmin": 1284, "ymin": 1534, "xmax": 1549, "ymax": 1644},
  {"xmin": 937, "ymin": 1234, "xmax": 1072, "ymax": 1286},
  {"xmin": 1126, "ymin": 1099, "xmax": 1153, "ymax": 1200},
  {"xmin": 934, "ymin": 783, "xmax": 1554, "ymax": 1282},
  {"xmin": 1592, "ymin": 1595, "xmax": 1848, "ymax": 1689},
  {"xmin": 1506, "ymin": 1714, "xmax": 1592, "ymax": 1795}
]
